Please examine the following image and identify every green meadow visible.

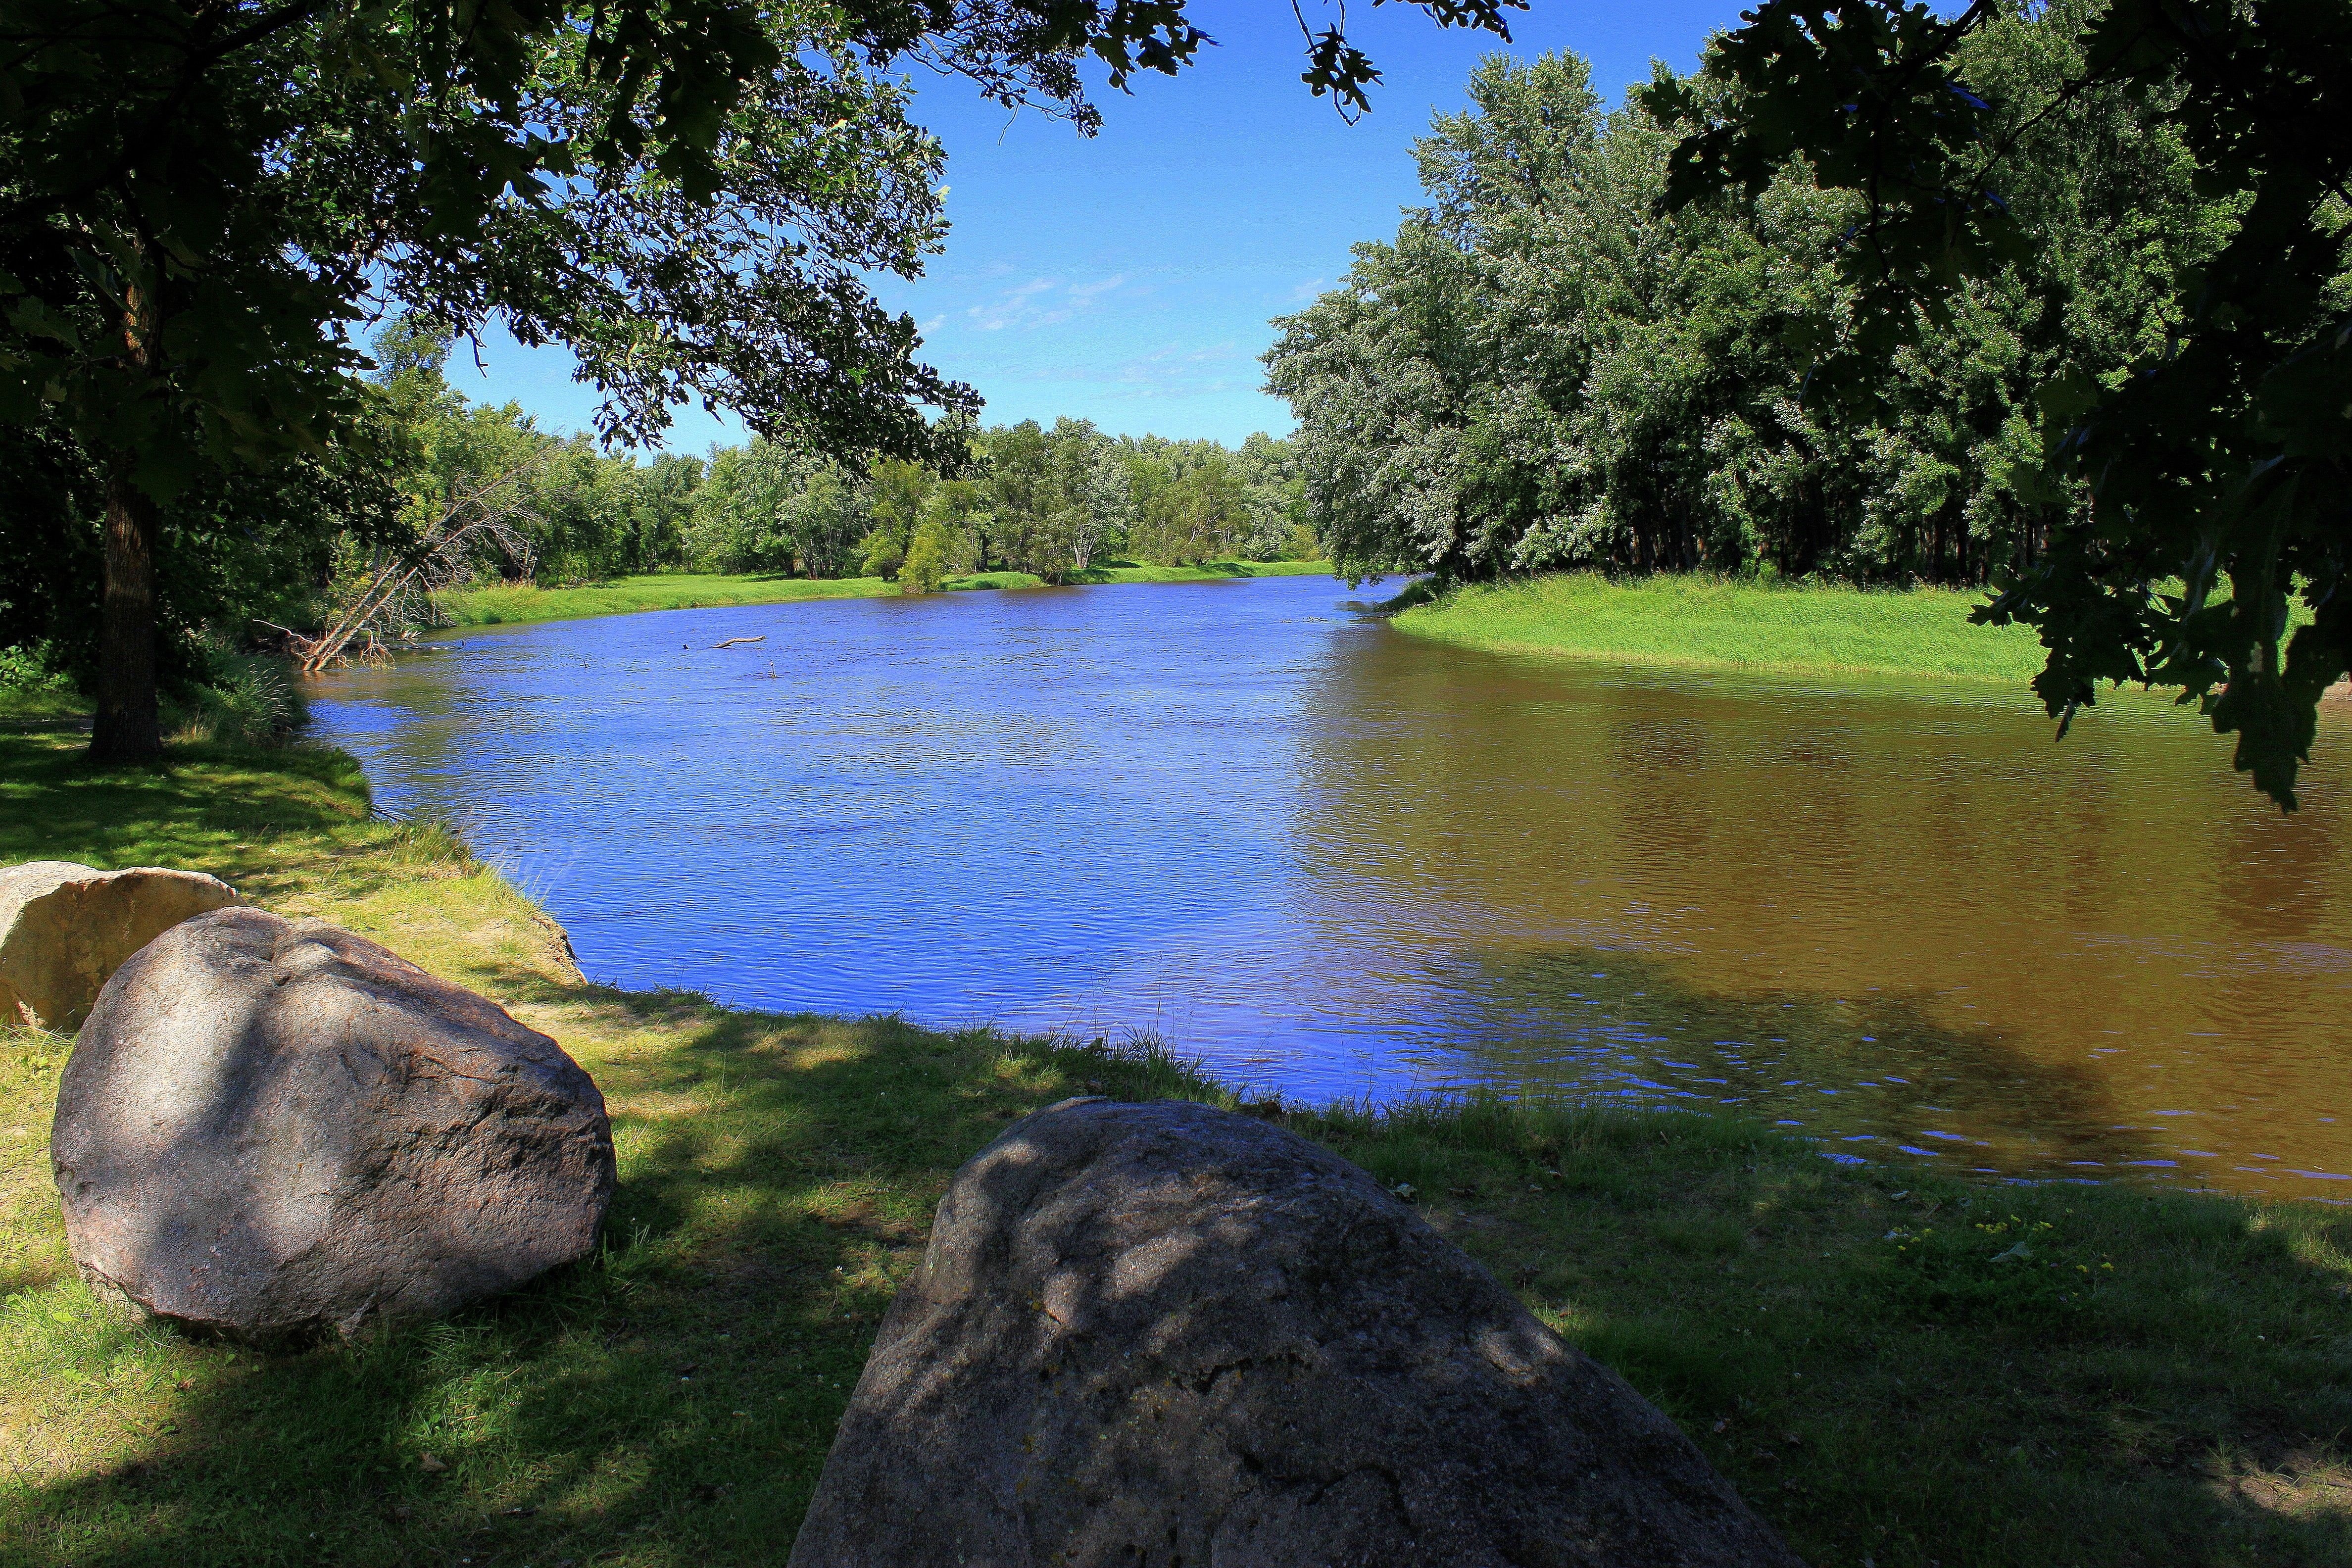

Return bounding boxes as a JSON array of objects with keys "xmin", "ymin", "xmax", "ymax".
[{"xmin": 1391, "ymin": 573, "xmax": 2052, "ymax": 683}]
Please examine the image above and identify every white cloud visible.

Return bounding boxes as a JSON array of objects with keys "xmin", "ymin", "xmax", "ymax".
[
  {"xmin": 967, "ymin": 277, "xmax": 1064, "ymax": 332},
  {"xmin": 963, "ymin": 273, "xmax": 1138, "ymax": 333}
]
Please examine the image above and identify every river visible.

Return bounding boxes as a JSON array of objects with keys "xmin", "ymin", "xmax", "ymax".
[{"xmin": 306, "ymin": 573, "xmax": 2352, "ymax": 1199}]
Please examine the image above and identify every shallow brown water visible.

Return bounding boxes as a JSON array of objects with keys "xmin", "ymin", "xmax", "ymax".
[{"xmin": 307, "ymin": 575, "xmax": 2352, "ymax": 1198}]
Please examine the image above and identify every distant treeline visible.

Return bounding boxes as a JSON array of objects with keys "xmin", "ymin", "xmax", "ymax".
[
  {"xmin": 1265, "ymin": 3, "xmax": 2232, "ymax": 588},
  {"xmin": 372, "ymin": 318, "xmax": 1310, "ymax": 588},
  {"xmin": 0, "ymin": 316, "xmax": 1313, "ymax": 702}
]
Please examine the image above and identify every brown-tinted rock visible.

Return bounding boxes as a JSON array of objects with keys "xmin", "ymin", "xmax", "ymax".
[
  {"xmin": 0, "ymin": 860, "xmax": 245, "ymax": 1029},
  {"xmin": 51, "ymin": 908, "xmax": 613, "ymax": 1340},
  {"xmin": 789, "ymin": 1097, "xmax": 1801, "ymax": 1568}
]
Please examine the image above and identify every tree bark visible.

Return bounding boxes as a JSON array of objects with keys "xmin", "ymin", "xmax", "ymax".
[{"xmin": 91, "ymin": 467, "xmax": 163, "ymax": 764}]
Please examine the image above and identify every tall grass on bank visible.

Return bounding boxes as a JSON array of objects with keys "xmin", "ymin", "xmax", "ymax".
[
  {"xmin": 1393, "ymin": 572, "xmax": 2051, "ymax": 683},
  {"xmin": 3, "ymin": 728, "xmax": 2350, "ymax": 1565},
  {"xmin": 438, "ymin": 559, "xmax": 1330, "ymax": 632},
  {"xmin": 1, "ymin": 645, "xmax": 305, "ymax": 744}
]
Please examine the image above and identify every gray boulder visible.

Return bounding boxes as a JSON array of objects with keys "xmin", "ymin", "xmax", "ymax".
[
  {"xmin": 51, "ymin": 907, "xmax": 614, "ymax": 1340},
  {"xmin": 790, "ymin": 1097, "xmax": 1800, "ymax": 1568},
  {"xmin": 0, "ymin": 860, "xmax": 245, "ymax": 1030}
]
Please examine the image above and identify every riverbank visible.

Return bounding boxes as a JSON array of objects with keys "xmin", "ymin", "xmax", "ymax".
[
  {"xmin": 438, "ymin": 559, "xmax": 1331, "ymax": 632},
  {"xmin": 4, "ymin": 730, "xmax": 2350, "ymax": 1565},
  {"xmin": 1392, "ymin": 572, "xmax": 2052, "ymax": 683}
]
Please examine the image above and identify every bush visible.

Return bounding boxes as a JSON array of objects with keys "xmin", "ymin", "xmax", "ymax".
[
  {"xmin": 0, "ymin": 643, "xmax": 74, "ymax": 696},
  {"xmin": 169, "ymin": 650, "xmax": 305, "ymax": 746},
  {"xmin": 899, "ymin": 521, "xmax": 952, "ymax": 595},
  {"xmin": 0, "ymin": 642, "xmax": 83, "ymax": 718},
  {"xmin": 858, "ymin": 526, "xmax": 904, "ymax": 581}
]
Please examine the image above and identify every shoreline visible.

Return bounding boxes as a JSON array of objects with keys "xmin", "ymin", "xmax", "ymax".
[
  {"xmin": 5, "ymin": 726, "xmax": 2352, "ymax": 1564},
  {"xmin": 1391, "ymin": 573, "xmax": 2352, "ymax": 707},
  {"xmin": 435, "ymin": 559, "xmax": 1332, "ymax": 634}
]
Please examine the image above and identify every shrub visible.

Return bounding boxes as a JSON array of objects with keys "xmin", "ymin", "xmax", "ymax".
[
  {"xmin": 899, "ymin": 520, "xmax": 953, "ymax": 594},
  {"xmin": 0, "ymin": 644, "xmax": 74, "ymax": 697},
  {"xmin": 170, "ymin": 651, "xmax": 304, "ymax": 746},
  {"xmin": 859, "ymin": 526, "xmax": 905, "ymax": 581}
]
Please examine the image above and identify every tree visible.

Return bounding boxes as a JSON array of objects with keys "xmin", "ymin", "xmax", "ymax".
[
  {"xmin": 980, "ymin": 420, "xmax": 1052, "ymax": 572},
  {"xmin": 788, "ymin": 465, "xmax": 872, "ymax": 581},
  {"xmin": 615, "ymin": 454, "xmax": 704, "ymax": 576},
  {"xmin": 1645, "ymin": 0, "xmax": 2352, "ymax": 808},
  {"xmin": 2, "ymin": 0, "xmax": 1519, "ymax": 764},
  {"xmin": 690, "ymin": 441, "xmax": 806, "ymax": 574},
  {"xmin": 1266, "ymin": 37, "xmax": 2221, "ymax": 590},
  {"xmin": 900, "ymin": 519, "xmax": 955, "ymax": 593}
]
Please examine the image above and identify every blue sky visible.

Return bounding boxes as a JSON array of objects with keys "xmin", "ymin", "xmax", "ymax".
[{"xmin": 449, "ymin": 0, "xmax": 1752, "ymax": 451}]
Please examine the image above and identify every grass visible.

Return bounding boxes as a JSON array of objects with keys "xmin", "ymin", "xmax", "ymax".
[
  {"xmin": 0, "ymin": 686, "xmax": 83, "ymax": 724},
  {"xmin": 4, "ymin": 727, "xmax": 2351, "ymax": 1566},
  {"xmin": 1393, "ymin": 572, "xmax": 2053, "ymax": 683},
  {"xmin": 438, "ymin": 559, "xmax": 1330, "ymax": 631}
]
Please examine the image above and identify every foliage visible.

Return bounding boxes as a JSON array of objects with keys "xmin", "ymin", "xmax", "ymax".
[
  {"xmin": 0, "ymin": 407, "xmax": 399, "ymax": 698},
  {"xmin": 359, "ymin": 351, "xmax": 1317, "ymax": 589},
  {"xmin": 0, "ymin": 643, "xmax": 79, "ymax": 720},
  {"xmin": 858, "ymin": 525, "xmax": 907, "ymax": 581},
  {"xmin": 1265, "ymin": 32, "xmax": 2224, "ymax": 596},
  {"xmin": 899, "ymin": 520, "xmax": 955, "ymax": 594},
  {"xmin": 1644, "ymin": 0, "xmax": 2352, "ymax": 807},
  {"xmin": 169, "ymin": 647, "xmax": 303, "ymax": 746},
  {"xmin": 958, "ymin": 418, "xmax": 1309, "ymax": 578}
]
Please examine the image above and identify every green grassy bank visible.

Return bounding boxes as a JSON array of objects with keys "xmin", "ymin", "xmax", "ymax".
[
  {"xmin": 439, "ymin": 558, "xmax": 1330, "ymax": 631},
  {"xmin": 1393, "ymin": 572, "xmax": 2053, "ymax": 683},
  {"xmin": 5, "ymin": 731, "xmax": 2352, "ymax": 1566}
]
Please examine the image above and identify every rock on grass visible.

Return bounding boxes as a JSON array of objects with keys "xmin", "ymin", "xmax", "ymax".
[
  {"xmin": 51, "ymin": 907, "xmax": 613, "ymax": 1341},
  {"xmin": 0, "ymin": 859, "xmax": 244, "ymax": 1029},
  {"xmin": 790, "ymin": 1097, "xmax": 1801, "ymax": 1568}
]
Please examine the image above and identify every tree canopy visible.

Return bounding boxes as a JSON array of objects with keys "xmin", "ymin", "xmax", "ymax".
[
  {"xmin": 1272, "ymin": 0, "xmax": 2350, "ymax": 808},
  {"xmin": 1268, "ymin": 25, "xmax": 2218, "ymax": 585},
  {"xmin": 0, "ymin": 0, "xmax": 1515, "ymax": 760},
  {"xmin": 1645, "ymin": 0, "xmax": 2352, "ymax": 807}
]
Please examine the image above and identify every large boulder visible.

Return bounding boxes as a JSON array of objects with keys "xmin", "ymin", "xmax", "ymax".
[
  {"xmin": 790, "ymin": 1098, "xmax": 1801, "ymax": 1568},
  {"xmin": 0, "ymin": 860, "xmax": 245, "ymax": 1030},
  {"xmin": 51, "ymin": 907, "xmax": 614, "ymax": 1340}
]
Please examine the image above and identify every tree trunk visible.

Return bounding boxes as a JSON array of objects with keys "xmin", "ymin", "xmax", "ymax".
[{"xmin": 91, "ymin": 467, "xmax": 163, "ymax": 764}]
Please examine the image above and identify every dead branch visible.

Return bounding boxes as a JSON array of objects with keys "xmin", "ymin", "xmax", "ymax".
[{"xmin": 294, "ymin": 453, "xmax": 548, "ymax": 675}]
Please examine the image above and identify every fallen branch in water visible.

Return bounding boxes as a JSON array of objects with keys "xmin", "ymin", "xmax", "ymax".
[
  {"xmin": 712, "ymin": 635, "xmax": 767, "ymax": 649},
  {"xmin": 292, "ymin": 458, "xmax": 545, "ymax": 674}
]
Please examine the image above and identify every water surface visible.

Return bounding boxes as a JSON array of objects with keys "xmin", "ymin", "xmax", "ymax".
[{"xmin": 307, "ymin": 575, "xmax": 2352, "ymax": 1198}]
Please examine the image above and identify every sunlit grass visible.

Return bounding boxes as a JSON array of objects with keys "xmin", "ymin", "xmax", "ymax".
[
  {"xmin": 3, "ymin": 727, "xmax": 2349, "ymax": 1564},
  {"xmin": 1394, "ymin": 572, "xmax": 2051, "ymax": 683},
  {"xmin": 437, "ymin": 559, "xmax": 1331, "ymax": 631}
]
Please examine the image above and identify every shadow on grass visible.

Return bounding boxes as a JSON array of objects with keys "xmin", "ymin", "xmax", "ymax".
[
  {"xmin": 0, "ymin": 733, "xmax": 462, "ymax": 911},
  {"xmin": 1, "ymin": 972, "xmax": 1216, "ymax": 1568},
  {"xmin": 1290, "ymin": 1093, "xmax": 2352, "ymax": 1567}
]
